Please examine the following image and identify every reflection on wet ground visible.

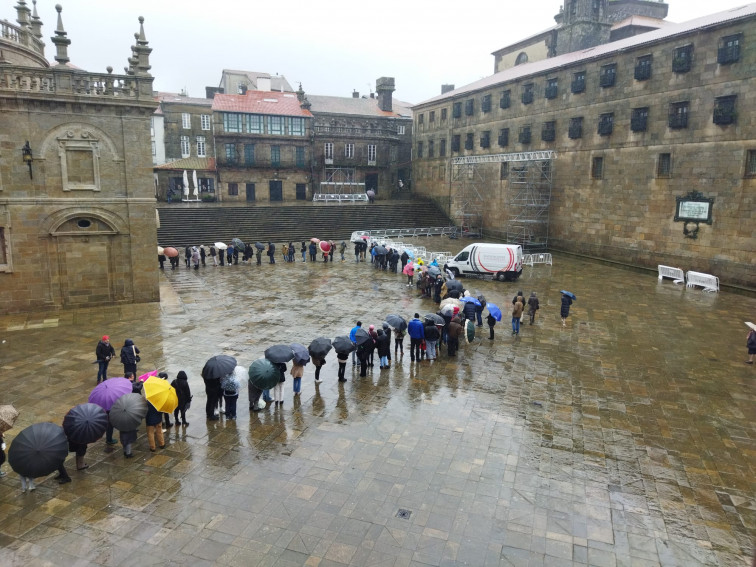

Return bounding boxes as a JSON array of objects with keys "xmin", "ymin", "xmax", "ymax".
[{"xmin": 0, "ymin": 240, "xmax": 754, "ymax": 566}]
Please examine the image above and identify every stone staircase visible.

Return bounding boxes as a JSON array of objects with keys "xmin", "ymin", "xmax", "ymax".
[{"xmin": 156, "ymin": 200, "xmax": 452, "ymax": 247}]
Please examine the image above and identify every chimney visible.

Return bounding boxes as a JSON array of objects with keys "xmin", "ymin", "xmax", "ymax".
[
  {"xmin": 376, "ymin": 77, "xmax": 395, "ymax": 112},
  {"xmin": 352, "ymin": 90, "xmax": 360, "ymax": 98},
  {"xmin": 205, "ymin": 86, "xmax": 223, "ymax": 99},
  {"xmin": 257, "ymin": 76, "xmax": 271, "ymax": 91},
  {"xmin": 441, "ymin": 84, "xmax": 455, "ymax": 94}
]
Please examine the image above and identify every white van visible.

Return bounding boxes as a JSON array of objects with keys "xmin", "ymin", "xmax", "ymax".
[{"xmin": 444, "ymin": 243, "xmax": 523, "ymax": 281}]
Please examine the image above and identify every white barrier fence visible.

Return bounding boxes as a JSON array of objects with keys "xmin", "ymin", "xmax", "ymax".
[
  {"xmin": 314, "ymin": 193, "xmax": 368, "ymax": 203},
  {"xmin": 686, "ymin": 271, "xmax": 719, "ymax": 292},
  {"xmin": 657, "ymin": 265, "xmax": 685, "ymax": 284},
  {"xmin": 523, "ymin": 253, "xmax": 553, "ymax": 266}
]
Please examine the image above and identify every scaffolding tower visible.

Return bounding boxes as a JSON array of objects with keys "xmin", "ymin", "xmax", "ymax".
[
  {"xmin": 451, "ymin": 151, "xmax": 556, "ymax": 251},
  {"xmin": 450, "ymin": 161, "xmax": 484, "ymax": 237}
]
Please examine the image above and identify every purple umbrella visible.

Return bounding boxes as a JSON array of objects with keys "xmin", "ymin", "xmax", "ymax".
[{"xmin": 88, "ymin": 377, "xmax": 132, "ymax": 411}]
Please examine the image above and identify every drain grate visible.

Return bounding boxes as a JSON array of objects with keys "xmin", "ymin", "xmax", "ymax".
[{"xmin": 396, "ymin": 508, "xmax": 412, "ymax": 520}]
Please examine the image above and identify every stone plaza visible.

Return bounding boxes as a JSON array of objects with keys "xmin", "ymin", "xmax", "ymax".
[{"xmin": 0, "ymin": 248, "xmax": 754, "ymax": 566}]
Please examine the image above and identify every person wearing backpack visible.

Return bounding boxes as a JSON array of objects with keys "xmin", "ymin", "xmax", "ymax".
[
  {"xmin": 95, "ymin": 335, "xmax": 116, "ymax": 384},
  {"xmin": 171, "ymin": 371, "xmax": 192, "ymax": 426}
]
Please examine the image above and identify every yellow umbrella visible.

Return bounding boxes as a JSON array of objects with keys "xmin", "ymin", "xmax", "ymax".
[{"xmin": 142, "ymin": 377, "xmax": 178, "ymax": 413}]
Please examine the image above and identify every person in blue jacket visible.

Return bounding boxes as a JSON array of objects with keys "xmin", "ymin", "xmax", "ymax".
[
  {"xmin": 349, "ymin": 321, "xmax": 362, "ymax": 366},
  {"xmin": 407, "ymin": 313, "xmax": 425, "ymax": 362}
]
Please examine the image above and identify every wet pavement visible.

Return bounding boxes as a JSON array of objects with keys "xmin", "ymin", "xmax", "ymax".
[{"xmin": 0, "ymin": 241, "xmax": 754, "ymax": 566}]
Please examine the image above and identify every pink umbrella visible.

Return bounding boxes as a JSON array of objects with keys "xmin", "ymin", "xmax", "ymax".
[
  {"xmin": 163, "ymin": 247, "xmax": 179, "ymax": 258},
  {"xmin": 138, "ymin": 370, "xmax": 158, "ymax": 382},
  {"xmin": 319, "ymin": 241, "xmax": 331, "ymax": 252}
]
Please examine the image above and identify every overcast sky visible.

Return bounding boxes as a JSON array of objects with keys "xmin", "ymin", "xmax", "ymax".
[{"xmin": 26, "ymin": 0, "xmax": 751, "ymax": 104}]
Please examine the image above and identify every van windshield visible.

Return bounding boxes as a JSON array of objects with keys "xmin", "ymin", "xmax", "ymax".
[{"xmin": 455, "ymin": 252, "xmax": 469, "ymax": 262}]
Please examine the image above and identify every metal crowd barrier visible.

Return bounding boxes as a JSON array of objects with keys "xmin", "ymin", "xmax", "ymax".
[
  {"xmin": 313, "ymin": 193, "xmax": 369, "ymax": 203},
  {"xmin": 523, "ymin": 253, "xmax": 553, "ymax": 266}
]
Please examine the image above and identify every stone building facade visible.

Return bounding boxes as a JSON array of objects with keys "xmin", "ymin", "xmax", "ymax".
[
  {"xmin": 212, "ymin": 89, "xmax": 312, "ymax": 203},
  {"xmin": 493, "ymin": 0, "xmax": 669, "ymax": 73},
  {"xmin": 0, "ymin": 2, "xmax": 159, "ymax": 314},
  {"xmin": 411, "ymin": 5, "xmax": 756, "ymax": 288},
  {"xmin": 307, "ymin": 78, "xmax": 413, "ymax": 198}
]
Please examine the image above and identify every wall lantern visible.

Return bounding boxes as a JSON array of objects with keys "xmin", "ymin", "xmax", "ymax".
[{"xmin": 22, "ymin": 141, "xmax": 33, "ymax": 179}]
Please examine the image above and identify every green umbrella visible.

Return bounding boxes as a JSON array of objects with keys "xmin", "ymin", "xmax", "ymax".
[
  {"xmin": 465, "ymin": 320, "xmax": 476, "ymax": 344},
  {"xmin": 248, "ymin": 358, "xmax": 280, "ymax": 390}
]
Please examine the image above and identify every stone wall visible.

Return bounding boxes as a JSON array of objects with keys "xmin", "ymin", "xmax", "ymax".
[{"xmin": 411, "ymin": 13, "xmax": 756, "ymax": 288}]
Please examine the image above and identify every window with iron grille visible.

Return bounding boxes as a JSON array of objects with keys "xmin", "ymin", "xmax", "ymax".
[
  {"xmin": 480, "ymin": 131, "xmax": 490, "ymax": 148},
  {"xmin": 673, "ymin": 44, "xmax": 693, "ymax": 73},
  {"xmin": 541, "ymin": 121, "xmax": 556, "ymax": 142},
  {"xmin": 498, "ymin": 128, "xmax": 509, "ymax": 147},
  {"xmin": 599, "ymin": 63, "xmax": 616, "ymax": 88},
  {"xmin": 631, "ymin": 107, "xmax": 649, "ymax": 132},
  {"xmin": 568, "ymin": 117, "xmax": 583, "ymax": 139},
  {"xmin": 521, "ymin": 84, "xmax": 534, "ymax": 105},
  {"xmin": 746, "ymin": 150, "xmax": 756, "ymax": 177},
  {"xmin": 430, "ymin": 110, "xmax": 435, "ymax": 122},
  {"xmin": 545, "ymin": 78, "xmax": 558, "ymax": 99},
  {"xmin": 441, "ymin": 108, "xmax": 447, "ymax": 121},
  {"xmin": 417, "ymin": 142, "xmax": 423, "ymax": 158},
  {"xmin": 635, "ymin": 55, "xmax": 652, "ymax": 81},
  {"xmin": 657, "ymin": 153, "xmax": 671, "ymax": 177},
  {"xmin": 453, "ymin": 102, "xmax": 462, "ymax": 118},
  {"xmin": 500, "ymin": 90, "xmax": 511, "ymax": 109},
  {"xmin": 668, "ymin": 102, "xmax": 689, "ymax": 129},
  {"xmin": 713, "ymin": 95, "xmax": 737, "ymax": 125},
  {"xmin": 180, "ymin": 135, "xmax": 190, "ymax": 158},
  {"xmin": 500, "ymin": 162, "xmax": 509, "ymax": 180},
  {"xmin": 591, "ymin": 156, "xmax": 603, "ymax": 179},
  {"xmin": 571, "ymin": 71, "xmax": 586, "ymax": 94},
  {"xmin": 519, "ymin": 125, "xmax": 531, "ymax": 144},
  {"xmin": 228, "ymin": 183, "xmax": 238, "ymax": 196},
  {"xmin": 465, "ymin": 99, "xmax": 474, "ymax": 116},
  {"xmin": 598, "ymin": 113, "xmax": 614, "ymax": 136},
  {"xmin": 244, "ymin": 144, "xmax": 255, "ymax": 165},
  {"xmin": 440, "ymin": 138, "xmax": 446, "ymax": 157},
  {"xmin": 428, "ymin": 140, "xmax": 434, "ymax": 158},
  {"xmin": 296, "ymin": 146, "xmax": 305, "ymax": 167},
  {"xmin": 452, "ymin": 135, "xmax": 460, "ymax": 152},
  {"xmin": 270, "ymin": 146, "xmax": 280, "ymax": 168},
  {"xmin": 718, "ymin": 34, "xmax": 741, "ymax": 64},
  {"xmin": 418, "ymin": 114, "xmax": 424, "ymax": 125},
  {"xmin": 465, "ymin": 133, "xmax": 474, "ymax": 150},
  {"xmin": 482, "ymin": 94, "xmax": 492, "ymax": 113}
]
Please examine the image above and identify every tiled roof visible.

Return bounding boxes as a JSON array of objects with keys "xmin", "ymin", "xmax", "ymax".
[
  {"xmin": 418, "ymin": 3, "xmax": 756, "ymax": 106},
  {"xmin": 154, "ymin": 157, "xmax": 216, "ymax": 171},
  {"xmin": 155, "ymin": 92, "xmax": 213, "ymax": 106},
  {"xmin": 307, "ymin": 95, "xmax": 413, "ymax": 118},
  {"xmin": 212, "ymin": 90, "xmax": 312, "ymax": 117}
]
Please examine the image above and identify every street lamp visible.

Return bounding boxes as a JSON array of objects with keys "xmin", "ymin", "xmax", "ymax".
[{"xmin": 22, "ymin": 141, "xmax": 33, "ymax": 179}]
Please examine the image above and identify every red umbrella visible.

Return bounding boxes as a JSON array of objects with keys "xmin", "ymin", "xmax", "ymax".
[
  {"xmin": 163, "ymin": 247, "xmax": 179, "ymax": 258},
  {"xmin": 319, "ymin": 241, "xmax": 331, "ymax": 252}
]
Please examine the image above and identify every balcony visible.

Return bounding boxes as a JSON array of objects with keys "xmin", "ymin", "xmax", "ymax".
[{"xmin": 312, "ymin": 125, "xmax": 398, "ymax": 140}]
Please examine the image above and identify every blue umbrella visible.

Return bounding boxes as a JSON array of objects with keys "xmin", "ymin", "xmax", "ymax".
[
  {"xmin": 461, "ymin": 296, "xmax": 481, "ymax": 306},
  {"xmin": 403, "ymin": 248, "xmax": 415, "ymax": 259},
  {"xmin": 487, "ymin": 303, "xmax": 502, "ymax": 321},
  {"xmin": 560, "ymin": 290, "xmax": 577, "ymax": 301}
]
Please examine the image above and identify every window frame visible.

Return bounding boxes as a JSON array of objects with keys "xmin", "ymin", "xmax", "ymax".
[
  {"xmin": 345, "ymin": 143, "xmax": 355, "ymax": 159},
  {"xmin": 571, "ymin": 71, "xmax": 586, "ymax": 94},
  {"xmin": 718, "ymin": 33, "xmax": 741, "ymax": 64},
  {"xmin": 451, "ymin": 135, "xmax": 461, "ymax": 152},
  {"xmin": 498, "ymin": 128, "xmax": 509, "ymax": 147},
  {"xmin": 180, "ymin": 135, "xmax": 190, "ymax": 158},
  {"xmin": 568, "ymin": 117, "xmax": 583, "ymax": 139},
  {"xmin": 464, "ymin": 133, "xmax": 474, "ymax": 151},
  {"xmin": 598, "ymin": 113, "xmax": 614, "ymax": 136},
  {"xmin": 223, "ymin": 112, "xmax": 242, "ymax": 133},
  {"xmin": 181, "ymin": 113, "xmax": 191, "ymax": 129},
  {"xmin": 268, "ymin": 116, "xmax": 284, "ymax": 136},
  {"xmin": 228, "ymin": 182, "xmax": 238, "ymax": 196},
  {"xmin": 500, "ymin": 90, "xmax": 511, "ymax": 109},
  {"xmin": 673, "ymin": 44, "xmax": 693, "ymax": 73},
  {"xmin": 296, "ymin": 146, "xmax": 306, "ymax": 168},
  {"xmin": 480, "ymin": 131, "xmax": 491, "ymax": 149},
  {"xmin": 465, "ymin": 99, "xmax": 475, "ymax": 116},
  {"xmin": 367, "ymin": 144, "xmax": 377, "ymax": 164},
  {"xmin": 244, "ymin": 144, "xmax": 255, "ymax": 166},
  {"xmin": 196, "ymin": 136, "xmax": 206, "ymax": 158},
  {"xmin": 657, "ymin": 153, "xmax": 672, "ymax": 178},
  {"xmin": 246, "ymin": 114, "xmax": 264, "ymax": 134},
  {"xmin": 630, "ymin": 107, "xmax": 649, "ymax": 132},
  {"xmin": 668, "ymin": 101, "xmax": 689, "ymax": 129},
  {"xmin": 545, "ymin": 78, "xmax": 558, "ymax": 100},
  {"xmin": 200, "ymin": 114, "xmax": 211, "ymax": 130},
  {"xmin": 635, "ymin": 55, "xmax": 653, "ymax": 81},
  {"xmin": 481, "ymin": 94, "xmax": 492, "ymax": 113},
  {"xmin": 591, "ymin": 156, "xmax": 604, "ymax": 180},
  {"xmin": 324, "ymin": 142, "xmax": 334, "ymax": 161},
  {"xmin": 599, "ymin": 63, "xmax": 616, "ymax": 88},
  {"xmin": 745, "ymin": 150, "xmax": 756, "ymax": 177},
  {"xmin": 713, "ymin": 95, "xmax": 737, "ymax": 125},
  {"xmin": 452, "ymin": 102, "xmax": 462, "ymax": 118},
  {"xmin": 518, "ymin": 125, "xmax": 532, "ymax": 145},
  {"xmin": 224, "ymin": 143, "xmax": 236, "ymax": 164},
  {"xmin": 270, "ymin": 145, "xmax": 281, "ymax": 168},
  {"xmin": 439, "ymin": 138, "xmax": 446, "ymax": 157},
  {"xmin": 521, "ymin": 83, "xmax": 534, "ymax": 105},
  {"xmin": 541, "ymin": 121, "xmax": 556, "ymax": 142}
]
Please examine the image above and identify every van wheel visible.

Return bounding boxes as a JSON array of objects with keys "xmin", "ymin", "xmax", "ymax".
[
  {"xmin": 451, "ymin": 268, "xmax": 460, "ymax": 278},
  {"xmin": 496, "ymin": 272, "xmax": 507, "ymax": 282}
]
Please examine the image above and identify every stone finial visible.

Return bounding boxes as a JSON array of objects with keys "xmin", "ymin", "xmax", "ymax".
[
  {"xmin": 134, "ymin": 16, "xmax": 152, "ymax": 76},
  {"xmin": 300, "ymin": 96, "xmax": 312, "ymax": 111},
  {"xmin": 51, "ymin": 4, "xmax": 71, "ymax": 66},
  {"xmin": 15, "ymin": 0, "xmax": 31, "ymax": 30},
  {"xmin": 30, "ymin": 0, "xmax": 43, "ymax": 39},
  {"xmin": 296, "ymin": 83, "xmax": 305, "ymax": 103}
]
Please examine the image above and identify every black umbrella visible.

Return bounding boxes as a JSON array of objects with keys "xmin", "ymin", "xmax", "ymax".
[
  {"xmin": 428, "ymin": 266, "xmax": 442, "ymax": 277},
  {"xmin": 384, "ymin": 314, "xmax": 407, "ymax": 332},
  {"xmin": 8, "ymin": 422, "xmax": 69, "ymax": 478},
  {"xmin": 63, "ymin": 403, "xmax": 108, "ymax": 445},
  {"xmin": 264, "ymin": 344, "xmax": 295, "ymax": 364},
  {"xmin": 308, "ymin": 337, "xmax": 332, "ymax": 358},
  {"xmin": 232, "ymin": 238, "xmax": 245, "ymax": 251},
  {"xmin": 332, "ymin": 335, "xmax": 356, "ymax": 354},
  {"xmin": 447, "ymin": 280, "xmax": 464, "ymax": 293},
  {"xmin": 202, "ymin": 355, "xmax": 237, "ymax": 380},
  {"xmin": 254, "ymin": 242, "xmax": 265, "ymax": 250},
  {"xmin": 353, "ymin": 328, "xmax": 372, "ymax": 346},
  {"xmin": 290, "ymin": 343, "xmax": 310, "ymax": 365},
  {"xmin": 109, "ymin": 393, "xmax": 149, "ymax": 431},
  {"xmin": 374, "ymin": 245, "xmax": 388, "ymax": 255},
  {"xmin": 424, "ymin": 313, "xmax": 445, "ymax": 325},
  {"xmin": 248, "ymin": 358, "xmax": 280, "ymax": 390}
]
